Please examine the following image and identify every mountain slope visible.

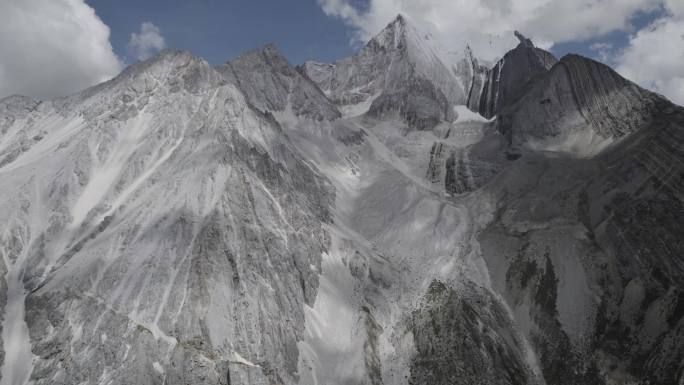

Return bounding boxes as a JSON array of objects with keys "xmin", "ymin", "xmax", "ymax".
[
  {"xmin": 0, "ymin": 15, "xmax": 683, "ymax": 385},
  {"xmin": 474, "ymin": 50, "xmax": 684, "ymax": 385},
  {"xmin": 0, "ymin": 50, "xmax": 333, "ymax": 385}
]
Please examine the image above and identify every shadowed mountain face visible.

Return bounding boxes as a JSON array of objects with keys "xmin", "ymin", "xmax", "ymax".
[
  {"xmin": 476, "ymin": 31, "xmax": 558, "ymax": 119},
  {"xmin": 0, "ymin": 14, "xmax": 683, "ymax": 385}
]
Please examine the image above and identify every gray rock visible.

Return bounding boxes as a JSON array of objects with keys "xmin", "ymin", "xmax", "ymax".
[
  {"xmin": 496, "ymin": 54, "xmax": 663, "ymax": 154},
  {"xmin": 1, "ymin": 21, "xmax": 683, "ymax": 385},
  {"xmin": 475, "ymin": 31, "xmax": 557, "ymax": 119},
  {"xmin": 218, "ymin": 44, "xmax": 341, "ymax": 121},
  {"xmin": 301, "ymin": 15, "xmax": 469, "ymax": 128}
]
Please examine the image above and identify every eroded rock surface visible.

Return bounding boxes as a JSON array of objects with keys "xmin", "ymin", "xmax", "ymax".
[{"xmin": 0, "ymin": 15, "xmax": 683, "ymax": 385}]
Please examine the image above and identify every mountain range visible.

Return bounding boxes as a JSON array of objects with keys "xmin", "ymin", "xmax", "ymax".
[{"xmin": 0, "ymin": 14, "xmax": 683, "ymax": 385}]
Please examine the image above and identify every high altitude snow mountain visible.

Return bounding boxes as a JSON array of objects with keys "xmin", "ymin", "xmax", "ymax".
[{"xmin": 0, "ymin": 14, "xmax": 683, "ymax": 385}]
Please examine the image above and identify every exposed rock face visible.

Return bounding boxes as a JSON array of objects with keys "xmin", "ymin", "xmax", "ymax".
[
  {"xmin": 584, "ymin": 104, "xmax": 684, "ymax": 385},
  {"xmin": 368, "ymin": 76, "xmax": 454, "ymax": 130},
  {"xmin": 476, "ymin": 79, "xmax": 684, "ymax": 384},
  {"xmin": 461, "ymin": 46, "xmax": 491, "ymax": 112},
  {"xmin": 409, "ymin": 281, "xmax": 539, "ymax": 385},
  {"xmin": 497, "ymin": 54, "xmax": 663, "ymax": 156},
  {"xmin": 301, "ymin": 15, "xmax": 471, "ymax": 127},
  {"xmin": 219, "ymin": 44, "xmax": 341, "ymax": 121},
  {"xmin": 0, "ymin": 50, "xmax": 332, "ymax": 385},
  {"xmin": 1, "ymin": 15, "xmax": 684, "ymax": 385},
  {"xmin": 476, "ymin": 31, "xmax": 557, "ymax": 119}
]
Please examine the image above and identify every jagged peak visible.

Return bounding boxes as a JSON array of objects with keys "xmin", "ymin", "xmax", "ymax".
[
  {"xmin": 69, "ymin": 48, "xmax": 223, "ymax": 106},
  {"xmin": 370, "ymin": 14, "xmax": 409, "ymax": 48},
  {"xmin": 514, "ymin": 31, "xmax": 534, "ymax": 48},
  {"xmin": 229, "ymin": 43, "xmax": 293, "ymax": 72},
  {"xmin": 0, "ymin": 94, "xmax": 38, "ymax": 107},
  {"xmin": 259, "ymin": 43, "xmax": 285, "ymax": 59},
  {"xmin": 117, "ymin": 48, "xmax": 200, "ymax": 80},
  {"xmin": 136, "ymin": 49, "xmax": 198, "ymax": 70},
  {"xmin": 369, "ymin": 13, "xmax": 438, "ymax": 53},
  {"xmin": 393, "ymin": 13, "xmax": 407, "ymax": 26},
  {"xmin": 367, "ymin": 13, "xmax": 467, "ymax": 72},
  {"xmin": 497, "ymin": 31, "xmax": 557, "ymax": 69}
]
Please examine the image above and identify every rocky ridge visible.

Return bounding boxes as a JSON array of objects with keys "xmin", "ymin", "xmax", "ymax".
[{"xmin": 0, "ymin": 14, "xmax": 683, "ymax": 385}]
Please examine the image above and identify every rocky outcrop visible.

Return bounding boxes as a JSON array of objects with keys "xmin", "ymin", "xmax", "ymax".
[
  {"xmin": 408, "ymin": 281, "xmax": 540, "ymax": 385},
  {"xmin": 218, "ymin": 44, "xmax": 341, "ymax": 121},
  {"xmin": 367, "ymin": 76, "xmax": 453, "ymax": 130},
  {"xmin": 460, "ymin": 46, "xmax": 490, "ymax": 112},
  {"xmin": 497, "ymin": 54, "xmax": 663, "ymax": 156},
  {"xmin": 475, "ymin": 31, "xmax": 557, "ymax": 119}
]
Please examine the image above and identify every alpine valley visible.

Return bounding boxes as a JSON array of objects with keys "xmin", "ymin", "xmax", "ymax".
[{"xmin": 0, "ymin": 14, "xmax": 683, "ymax": 385}]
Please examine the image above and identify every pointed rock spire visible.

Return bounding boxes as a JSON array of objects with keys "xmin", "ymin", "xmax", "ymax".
[
  {"xmin": 514, "ymin": 31, "xmax": 534, "ymax": 48},
  {"xmin": 474, "ymin": 31, "xmax": 558, "ymax": 118}
]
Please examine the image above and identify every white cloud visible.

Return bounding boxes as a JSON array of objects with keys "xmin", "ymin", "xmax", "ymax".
[
  {"xmin": 319, "ymin": 0, "xmax": 684, "ymax": 104},
  {"xmin": 127, "ymin": 22, "xmax": 166, "ymax": 61},
  {"xmin": 317, "ymin": 0, "xmax": 660, "ymax": 61},
  {"xmin": 616, "ymin": 2, "xmax": 684, "ymax": 106},
  {"xmin": 0, "ymin": 0, "xmax": 122, "ymax": 100},
  {"xmin": 590, "ymin": 42, "xmax": 614, "ymax": 62}
]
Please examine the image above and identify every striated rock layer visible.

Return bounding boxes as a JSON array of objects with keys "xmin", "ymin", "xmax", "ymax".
[{"xmin": 476, "ymin": 31, "xmax": 557, "ymax": 119}]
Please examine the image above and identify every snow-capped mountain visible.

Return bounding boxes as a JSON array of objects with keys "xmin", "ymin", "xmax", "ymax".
[
  {"xmin": 300, "ymin": 15, "xmax": 483, "ymax": 128},
  {"xmin": 0, "ymin": 14, "xmax": 683, "ymax": 385}
]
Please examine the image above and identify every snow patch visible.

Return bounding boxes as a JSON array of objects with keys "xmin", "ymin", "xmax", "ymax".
[
  {"xmin": 231, "ymin": 352, "xmax": 260, "ymax": 368},
  {"xmin": 453, "ymin": 105, "xmax": 494, "ymax": 123},
  {"xmin": 526, "ymin": 126, "xmax": 615, "ymax": 158},
  {"xmin": 0, "ymin": 248, "xmax": 35, "ymax": 385},
  {"xmin": 71, "ymin": 111, "xmax": 153, "ymax": 227},
  {"xmin": 152, "ymin": 362, "xmax": 164, "ymax": 375}
]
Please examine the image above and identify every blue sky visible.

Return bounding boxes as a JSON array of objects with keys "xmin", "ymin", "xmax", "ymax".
[
  {"xmin": 87, "ymin": 0, "xmax": 658, "ymax": 66},
  {"xmin": 86, "ymin": 0, "xmax": 358, "ymax": 66},
  {"xmin": 83, "ymin": 0, "xmax": 672, "ymax": 70},
  {"xmin": 550, "ymin": 6, "xmax": 667, "ymax": 61},
  {"xmin": 1, "ymin": 0, "xmax": 683, "ymax": 104}
]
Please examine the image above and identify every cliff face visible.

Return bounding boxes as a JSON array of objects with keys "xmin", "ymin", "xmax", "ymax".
[
  {"xmin": 475, "ymin": 32, "xmax": 557, "ymax": 119},
  {"xmin": 497, "ymin": 54, "xmax": 663, "ymax": 156}
]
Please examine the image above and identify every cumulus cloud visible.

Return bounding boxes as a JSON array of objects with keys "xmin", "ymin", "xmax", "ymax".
[
  {"xmin": 0, "ymin": 0, "xmax": 122, "ymax": 100},
  {"xmin": 317, "ymin": 0, "xmax": 660, "ymax": 61},
  {"xmin": 127, "ymin": 22, "xmax": 166, "ymax": 61},
  {"xmin": 615, "ymin": 1, "xmax": 684, "ymax": 106},
  {"xmin": 319, "ymin": 0, "xmax": 684, "ymax": 104},
  {"xmin": 590, "ymin": 42, "xmax": 614, "ymax": 62}
]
